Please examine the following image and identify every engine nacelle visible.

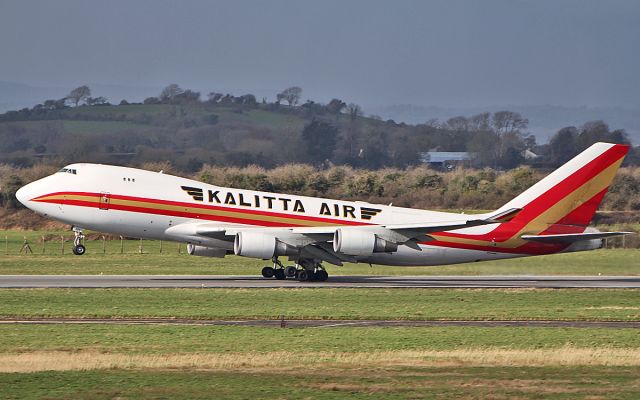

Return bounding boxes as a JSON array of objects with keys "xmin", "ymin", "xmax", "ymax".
[
  {"xmin": 187, "ymin": 244, "xmax": 227, "ymax": 258},
  {"xmin": 233, "ymin": 231, "xmax": 295, "ymax": 259},
  {"xmin": 333, "ymin": 228, "xmax": 398, "ymax": 257}
]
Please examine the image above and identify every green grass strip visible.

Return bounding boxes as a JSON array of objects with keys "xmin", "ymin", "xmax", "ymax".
[
  {"xmin": 3, "ymin": 366, "xmax": 640, "ymax": 399},
  {"xmin": 1, "ymin": 324, "xmax": 639, "ymax": 353},
  {"xmin": 1, "ymin": 288, "xmax": 639, "ymax": 321}
]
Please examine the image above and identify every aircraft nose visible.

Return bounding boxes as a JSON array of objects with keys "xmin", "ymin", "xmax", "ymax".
[{"xmin": 15, "ymin": 182, "xmax": 37, "ymax": 207}]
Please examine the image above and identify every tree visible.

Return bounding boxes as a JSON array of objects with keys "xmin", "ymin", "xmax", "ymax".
[
  {"xmin": 326, "ymin": 98, "xmax": 346, "ymax": 114},
  {"xmin": 43, "ymin": 99, "xmax": 66, "ymax": 110},
  {"xmin": 491, "ymin": 111, "xmax": 528, "ymax": 135},
  {"xmin": 359, "ymin": 130, "xmax": 391, "ymax": 168},
  {"xmin": 490, "ymin": 111, "xmax": 529, "ymax": 169},
  {"xmin": 66, "ymin": 85, "xmax": 91, "ymax": 107},
  {"xmin": 86, "ymin": 96, "xmax": 108, "ymax": 106},
  {"xmin": 301, "ymin": 120, "xmax": 338, "ymax": 164},
  {"xmin": 160, "ymin": 84, "xmax": 184, "ymax": 102},
  {"xmin": 207, "ymin": 92, "xmax": 223, "ymax": 103},
  {"xmin": 143, "ymin": 97, "xmax": 160, "ymax": 104},
  {"xmin": 278, "ymin": 86, "xmax": 302, "ymax": 106},
  {"xmin": 173, "ymin": 89, "xmax": 200, "ymax": 103},
  {"xmin": 548, "ymin": 127, "xmax": 578, "ymax": 166},
  {"xmin": 1, "ymin": 175, "xmax": 24, "ymax": 209},
  {"xmin": 239, "ymin": 94, "xmax": 257, "ymax": 106},
  {"xmin": 576, "ymin": 121, "xmax": 630, "ymax": 152},
  {"xmin": 346, "ymin": 103, "xmax": 362, "ymax": 121},
  {"xmin": 467, "ymin": 130, "xmax": 500, "ymax": 167},
  {"xmin": 446, "ymin": 116, "xmax": 469, "ymax": 132},
  {"xmin": 468, "ymin": 112, "xmax": 491, "ymax": 131}
]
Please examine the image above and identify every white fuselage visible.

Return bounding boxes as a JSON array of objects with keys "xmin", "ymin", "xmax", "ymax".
[{"xmin": 15, "ymin": 163, "xmax": 541, "ymax": 266}]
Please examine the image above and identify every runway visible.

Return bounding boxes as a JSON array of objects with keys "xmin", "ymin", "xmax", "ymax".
[{"xmin": 1, "ymin": 275, "xmax": 639, "ymax": 288}]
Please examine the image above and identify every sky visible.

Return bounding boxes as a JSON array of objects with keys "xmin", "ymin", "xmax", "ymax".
[{"xmin": 1, "ymin": 0, "xmax": 639, "ymax": 109}]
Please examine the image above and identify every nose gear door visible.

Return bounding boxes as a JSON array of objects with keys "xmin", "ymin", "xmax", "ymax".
[{"xmin": 99, "ymin": 192, "xmax": 111, "ymax": 210}]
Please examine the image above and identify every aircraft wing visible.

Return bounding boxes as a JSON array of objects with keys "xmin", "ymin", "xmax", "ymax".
[{"xmin": 165, "ymin": 207, "xmax": 521, "ymax": 264}]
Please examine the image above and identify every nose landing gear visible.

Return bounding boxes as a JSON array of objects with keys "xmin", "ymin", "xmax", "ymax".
[{"xmin": 72, "ymin": 228, "xmax": 86, "ymax": 256}]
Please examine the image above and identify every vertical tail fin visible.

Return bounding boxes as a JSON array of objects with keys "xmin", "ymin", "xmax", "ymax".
[{"xmin": 497, "ymin": 142, "xmax": 629, "ymax": 232}]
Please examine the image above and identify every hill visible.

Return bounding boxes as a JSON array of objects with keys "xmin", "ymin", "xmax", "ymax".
[
  {"xmin": 0, "ymin": 85, "xmax": 638, "ymax": 172},
  {"xmin": 0, "ymin": 99, "xmax": 419, "ymax": 171}
]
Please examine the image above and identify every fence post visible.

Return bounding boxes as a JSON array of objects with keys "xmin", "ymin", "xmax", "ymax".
[
  {"xmin": 102, "ymin": 236, "xmax": 106, "ymax": 254},
  {"xmin": 41, "ymin": 236, "xmax": 46, "ymax": 254},
  {"xmin": 177, "ymin": 243, "xmax": 181, "ymax": 254},
  {"xmin": 159, "ymin": 240, "xmax": 163, "ymax": 254},
  {"xmin": 120, "ymin": 236, "xmax": 124, "ymax": 254},
  {"xmin": 4, "ymin": 236, "xmax": 7, "ymax": 255},
  {"xmin": 139, "ymin": 238, "xmax": 143, "ymax": 254},
  {"xmin": 61, "ymin": 236, "xmax": 65, "ymax": 254}
]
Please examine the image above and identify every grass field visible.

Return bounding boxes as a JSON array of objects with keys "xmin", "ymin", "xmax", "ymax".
[
  {"xmin": 1, "ymin": 323, "xmax": 640, "ymax": 398},
  {"xmin": 2, "ymin": 287, "xmax": 640, "ymax": 398},
  {"xmin": 4, "ymin": 366, "xmax": 639, "ymax": 399},
  {"xmin": 2, "ymin": 324, "xmax": 640, "ymax": 354},
  {"xmin": 1, "ymin": 288, "xmax": 639, "ymax": 321},
  {"xmin": 1, "ymin": 230, "xmax": 639, "ymax": 275},
  {"xmin": 3, "ymin": 230, "xmax": 640, "ymax": 398},
  {"xmin": 62, "ymin": 120, "xmax": 154, "ymax": 135}
]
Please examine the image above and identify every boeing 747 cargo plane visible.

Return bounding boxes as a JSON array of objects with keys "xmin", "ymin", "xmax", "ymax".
[{"xmin": 16, "ymin": 142, "xmax": 632, "ymax": 281}]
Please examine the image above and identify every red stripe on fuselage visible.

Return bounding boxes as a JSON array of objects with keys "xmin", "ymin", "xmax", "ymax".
[{"xmin": 34, "ymin": 191, "xmax": 369, "ymax": 227}]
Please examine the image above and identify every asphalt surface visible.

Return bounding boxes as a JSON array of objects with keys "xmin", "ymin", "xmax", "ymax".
[
  {"xmin": 1, "ymin": 317, "xmax": 638, "ymax": 329},
  {"xmin": 1, "ymin": 275, "xmax": 639, "ymax": 288}
]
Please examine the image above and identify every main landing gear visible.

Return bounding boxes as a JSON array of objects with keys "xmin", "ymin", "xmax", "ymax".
[
  {"xmin": 72, "ymin": 228, "xmax": 86, "ymax": 256},
  {"xmin": 261, "ymin": 257, "xmax": 329, "ymax": 282}
]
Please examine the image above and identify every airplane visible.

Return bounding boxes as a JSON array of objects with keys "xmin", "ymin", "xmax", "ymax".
[{"xmin": 16, "ymin": 142, "xmax": 632, "ymax": 281}]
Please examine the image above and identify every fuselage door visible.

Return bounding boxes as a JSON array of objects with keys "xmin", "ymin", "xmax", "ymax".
[{"xmin": 99, "ymin": 192, "xmax": 111, "ymax": 210}]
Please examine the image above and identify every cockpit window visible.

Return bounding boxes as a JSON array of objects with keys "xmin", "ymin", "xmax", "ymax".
[{"xmin": 57, "ymin": 168, "xmax": 77, "ymax": 175}]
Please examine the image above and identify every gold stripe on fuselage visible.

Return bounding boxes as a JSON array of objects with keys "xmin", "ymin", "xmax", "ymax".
[{"xmin": 37, "ymin": 193, "xmax": 345, "ymax": 227}]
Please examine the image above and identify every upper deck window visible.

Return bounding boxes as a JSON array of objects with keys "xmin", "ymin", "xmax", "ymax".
[{"xmin": 57, "ymin": 168, "xmax": 77, "ymax": 175}]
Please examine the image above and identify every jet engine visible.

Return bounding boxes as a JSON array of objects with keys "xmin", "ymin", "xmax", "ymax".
[
  {"xmin": 233, "ymin": 231, "xmax": 296, "ymax": 259},
  {"xmin": 187, "ymin": 244, "xmax": 227, "ymax": 258},
  {"xmin": 333, "ymin": 228, "xmax": 398, "ymax": 257}
]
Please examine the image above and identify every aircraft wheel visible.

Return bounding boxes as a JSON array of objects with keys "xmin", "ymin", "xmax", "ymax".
[
  {"xmin": 261, "ymin": 266, "xmax": 275, "ymax": 278},
  {"xmin": 274, "ymin": 269, "xmax": 286, "ymax": 280},
  {"xmin": 298, "ymin": 270, "xmax": 316, "ymax": 282},
  {"xmin": 284, "ymin": 266, "xmax": 297, "ymax": 277},
  {"xmin": 316, "ymin": 270, "xmax": 328, "ymax": 282},
  {"xmin": 72, "ymin": 244, "xmax": 86, "ymax": 256}
]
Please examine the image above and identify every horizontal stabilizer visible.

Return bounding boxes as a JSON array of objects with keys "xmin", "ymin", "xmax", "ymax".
[
  {"xmin": 486, "ymin": 207, "xmax": 521, "ymax": 223},
  {"xmin": 521, "ymin": 231, "xmax": 633, "ymax": 244}
]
